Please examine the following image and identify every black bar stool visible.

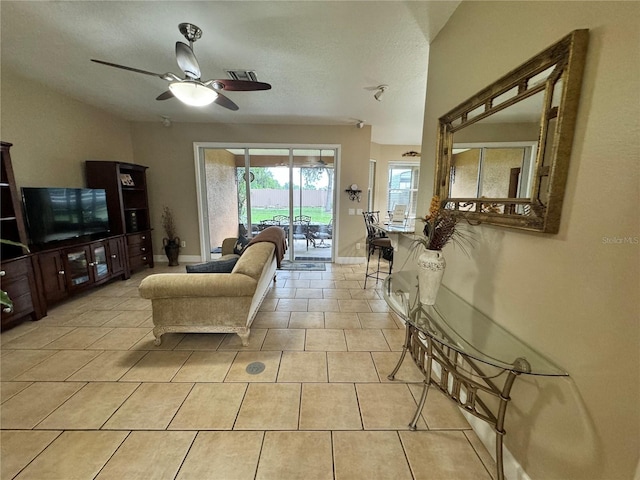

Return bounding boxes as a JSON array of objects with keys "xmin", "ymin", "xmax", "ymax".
[{"xmin": 363, "ymin": 211, "xmax": 393, "ymax": 288}]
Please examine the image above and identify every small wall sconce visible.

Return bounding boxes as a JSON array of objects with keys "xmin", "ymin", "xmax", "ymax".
[{"xmin": 345, "ymin": 183, "xmax": 362, "ymax": 202}]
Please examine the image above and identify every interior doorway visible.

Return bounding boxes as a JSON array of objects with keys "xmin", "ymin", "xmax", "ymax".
[{"xmin": 194, "ymin": 144, "xmax": 338, "ymax": 263}]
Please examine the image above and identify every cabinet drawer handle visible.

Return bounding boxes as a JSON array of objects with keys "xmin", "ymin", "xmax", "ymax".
[
  {"xmin": 3, "ymin": 306, "xmax": 13, "ymax": 314},
  {"xmin": 111, "ymin": 254, "xmax": 117, "ymax": 258},
  {"xmin": 141, "ymin": 236, "xmax": 146, "ymax": 240},
  {"xmin": 0, "ymin": 270, "xmax": 5, "ymax": 277},
  {"xmin": 58, "ymin": 270, "xmax": 65, "ymax": 275},
  {"xmin": 140, "ymin": 247, "xmax": 146, "ymax": 252},
  {"xmin": 142, "ymin": 256, "xmax": 147, "ymax": 261},
  {"xmin": 88, "ymin": 262, "xmax": 96, "ymax": 267}
]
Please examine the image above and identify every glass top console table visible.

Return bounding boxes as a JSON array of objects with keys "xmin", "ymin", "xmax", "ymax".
[{"xmin": 383, "ymin": 271, "xmax": 567, "ymax": 480}]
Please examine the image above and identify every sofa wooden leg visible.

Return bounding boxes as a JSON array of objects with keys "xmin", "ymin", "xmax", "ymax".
[
  {"xmin": 237, "ymin": 330, "xmax": 250, "ymax": 347},
  {"xmin": 152, "ymin": 326, "xmax": 164, "ymax": 346}
]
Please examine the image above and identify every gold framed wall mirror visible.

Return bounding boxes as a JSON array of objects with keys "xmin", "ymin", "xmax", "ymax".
[{"xmin": 434, "ymin": 29, "xmax": 589, "ymax": 233}]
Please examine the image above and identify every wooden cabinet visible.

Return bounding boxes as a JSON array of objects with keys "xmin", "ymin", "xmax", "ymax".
[
  {"xmin": 37, "ymin": 235, "xmax": 127, "ymax": 305},
  {"xmin": 38, "ymin": 250, "xmax": 68, "ymax": 303},
  {"xmin": 107, "ymin": 236, "xmax": 127, "ymax": 276},
  {"xmin": 64, "ymin": 242, "xmax": 110, "ymax": 291},
  {"xmin": 1, "ymin": 256, "xmax": 44, "ymax": 329},
  {"xmin": 126, "ymin": 231, "xmax": 153, "ymax": 271},
  {"xmin": 1, "ymin": 142, "xmax": 28, "ymax": 257},
  {"xmin": 85, "ymin": 161, "xmax": 154, "ymax": 273},
  {"xmin": 1, "ymin": 141, "xmax": 45, "ymax": 330}
]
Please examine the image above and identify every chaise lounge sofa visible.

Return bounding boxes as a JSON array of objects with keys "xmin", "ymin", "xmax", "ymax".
[{"xmin": 138, "ymin": 226, "xmax": 286, "ymax": 346}]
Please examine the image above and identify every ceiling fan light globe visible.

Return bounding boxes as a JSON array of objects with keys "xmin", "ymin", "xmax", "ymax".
[{"xmin": 169, "ymin": 81, "xmax": 218, "ymax": 107}]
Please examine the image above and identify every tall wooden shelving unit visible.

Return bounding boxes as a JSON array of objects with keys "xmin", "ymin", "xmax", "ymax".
[
  {"xmin": 85, "ymin": 161, "xmax": 154, "ymax": 273},
  {"xmin": 1, "ymin": 141, "xmax": 45, "ymax": 329}
]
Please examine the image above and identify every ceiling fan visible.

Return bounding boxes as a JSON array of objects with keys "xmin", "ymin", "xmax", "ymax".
[{"xmin": 91, "ymin": 23, "xmax": 271, "ymax": 110}]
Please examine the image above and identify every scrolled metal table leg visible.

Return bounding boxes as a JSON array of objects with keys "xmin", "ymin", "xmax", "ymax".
[
  {"xmin": 409, "ymin": 381, "xmax": 430, "ymax": 430},
  {"xmin": 494, "ymin": 369, "xmax": 519, "ymax": 480},
  {"xmin": 388, "ymin": 324, "xmax": 411, "ymax": 380}
]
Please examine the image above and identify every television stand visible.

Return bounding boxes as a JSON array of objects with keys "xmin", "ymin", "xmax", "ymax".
[{"xmin": 36, "ymin": 234, "xmax": 129, "ymax": 306}]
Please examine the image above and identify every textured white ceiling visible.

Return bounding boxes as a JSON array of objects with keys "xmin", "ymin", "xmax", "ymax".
[{"xmin": 1, "ymin": 1, "xmax": 459, "ymax": 145}]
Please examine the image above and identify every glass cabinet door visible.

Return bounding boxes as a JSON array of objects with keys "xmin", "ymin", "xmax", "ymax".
[
  {"xmin": 65, "ymin": 249, "xmax": 91, "ymax": 286},
  {"xmin": 92, "ymin": 244, "xmax": 109, "ymax": 280}
]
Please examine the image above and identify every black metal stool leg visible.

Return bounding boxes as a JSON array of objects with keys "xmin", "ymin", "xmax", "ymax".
[{"xmin": 364, "ymin": 243, "xmax": 372, "ymax": 288}]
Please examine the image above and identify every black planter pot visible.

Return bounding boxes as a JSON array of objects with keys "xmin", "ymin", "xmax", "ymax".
[{"xmin": 163, "ymin": 237, "xmax": 180, "ymax": 266}]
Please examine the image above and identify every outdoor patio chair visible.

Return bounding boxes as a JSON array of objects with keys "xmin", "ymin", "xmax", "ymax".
[
  {"xmin": 311, "ymin": 218, "xmax": 332, "ymax": 248},
  {"xmin": 258, "ymin": 219, "xmax": 280, "ymax": 231},
  {"xmin": 292, "ymin": 216, "xmax": 312, "ymax": 248}
]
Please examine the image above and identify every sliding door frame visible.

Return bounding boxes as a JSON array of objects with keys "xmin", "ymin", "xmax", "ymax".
[{"xmin": 194, "ymin": 142, "xmax": 341, "ymax": 262}]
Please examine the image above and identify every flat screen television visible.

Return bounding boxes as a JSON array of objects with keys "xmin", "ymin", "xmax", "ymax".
[{"xmin": 21, "ymin": 187, "xmax": 110, "ymax": 246}]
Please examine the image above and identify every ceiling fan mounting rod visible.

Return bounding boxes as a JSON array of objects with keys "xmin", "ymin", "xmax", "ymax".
[{"xmin": 179, "ymin": 23, "xmax": 202, "ymax": 46}]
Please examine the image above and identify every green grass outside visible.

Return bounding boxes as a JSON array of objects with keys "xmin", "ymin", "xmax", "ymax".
[{"xmin": 249, "ymin": 206, "xmax": 332, "ymax": 224}]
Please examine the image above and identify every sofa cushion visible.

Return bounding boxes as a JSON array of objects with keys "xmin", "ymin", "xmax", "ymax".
[
  {"xmin": 233, "ymin": 235, "xmax": 250, "ymax": 255},
  {"xmin": 186, "ymin": 254, "xmax": 240, "ymax": 273}
]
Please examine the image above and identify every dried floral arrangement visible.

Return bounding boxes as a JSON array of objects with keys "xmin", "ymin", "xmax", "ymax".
[
  {"xmin": 161, "ymin": 205, "xmax": 177, "ymax": 240},
  {"xmin": 412, "ymin": 196, "xmax": 474, "ymax": 253}
]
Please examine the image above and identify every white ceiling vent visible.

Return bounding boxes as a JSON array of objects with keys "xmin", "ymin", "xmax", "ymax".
[{"xmin": 226, "ymin": 70, "xmax": 258, "ymax": 82}]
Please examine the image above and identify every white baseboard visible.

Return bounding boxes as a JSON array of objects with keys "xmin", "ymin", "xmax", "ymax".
[
  {"xmin": 335, "ymin": 256, "xmax": 366, "ymax": 264},
  {"xmin": 462, "ymin": 411, "xmax": 532, "ymax": 480},
  {"xmin": 153, "ymin": 254, "xmax": 202, "ymax": 264},
  {"xmin": 155, "ymin": 255, "xmax": 366, "ymax": 265}
]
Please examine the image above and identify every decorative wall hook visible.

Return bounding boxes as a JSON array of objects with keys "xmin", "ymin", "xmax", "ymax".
[{"xmin": 345, "ymin": 184, "xmax": 362, "ymax": 202}]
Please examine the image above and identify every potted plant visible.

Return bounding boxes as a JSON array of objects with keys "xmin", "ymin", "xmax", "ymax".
[
  {"xmin": 161, "ymin": 206, "xmax": 180, "ymax": 266},
  {"xmin": 411, "ymin": 196, "xmax": 473, "ymax": 304}
]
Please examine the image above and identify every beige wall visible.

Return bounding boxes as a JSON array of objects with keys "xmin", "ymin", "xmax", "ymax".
[
  {"xmin": 455, "ymin": 121, "xmax": 539, "ymax": 143},
  {"xmin": 129, "ymin": 122, "xmax": 372, "ymax": 260},
  {"xmin": 451, "ymin": 149, "xmax": 481, "ymax": 198},
  {"xmin": 1, "ymin": 70, "xmax": 134, "ymax": 189},
  {"xmin": 417, "ymin": 2, "xmax": 639, "ymax": 479},
  {"xmin": 204, "ymin": 149, "xmax": 238, "ymax": 250}
]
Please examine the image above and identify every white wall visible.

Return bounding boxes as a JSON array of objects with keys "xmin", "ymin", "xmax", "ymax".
[{"xmin": 417, "ymin": 2, "xmax": 639, "ymax": 479}]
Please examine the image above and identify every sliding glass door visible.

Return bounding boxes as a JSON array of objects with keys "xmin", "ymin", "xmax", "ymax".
[
  {"xmin": 289, "ymin": 149, "xmax": 334, "ymax": 261},
  {"xmin": 241, "ymin": 148, "xmax": 291, "ymax": 241},
  {"xmin": 198, "ymin": 145, "xmax": 336, "ymax": 263}
]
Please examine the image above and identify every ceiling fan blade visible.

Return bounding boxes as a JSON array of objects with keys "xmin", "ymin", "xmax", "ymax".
[
  {"xmin": 91, "ymin": 59, "xmax": 170, "ymax": 79},
  {"xmin": 156, "ymin": 90, "xmax": 174, "ymax": 101},
  {"xmin": 175, "ymin": 42, "xmax": 201, "ymax": 79},
  {"xmin": 214, "ymin": 92, "xmax": 239, "ymax": 111},
  {"xmin": 212, "ymin": 79, "xmax": 272, "ymax": 91}
]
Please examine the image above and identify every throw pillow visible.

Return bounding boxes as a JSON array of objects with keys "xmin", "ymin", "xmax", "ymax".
[
  {"xmin": 186, "ymin": 255, "xmax": 240, "ymax": 273},
  {"xmin": 233, "ymin": 235, "xmax": 250, "ymax": 255}
]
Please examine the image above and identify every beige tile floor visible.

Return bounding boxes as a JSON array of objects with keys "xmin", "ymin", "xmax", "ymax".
[{"xmin": 1, "ymin": 262, "xmax": 496, "ymax": 480}]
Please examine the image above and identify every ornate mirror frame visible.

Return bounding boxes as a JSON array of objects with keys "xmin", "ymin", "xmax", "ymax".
[{"xmin": 434, "ymin": 29, "xmax": 589, "ymax": 233}]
